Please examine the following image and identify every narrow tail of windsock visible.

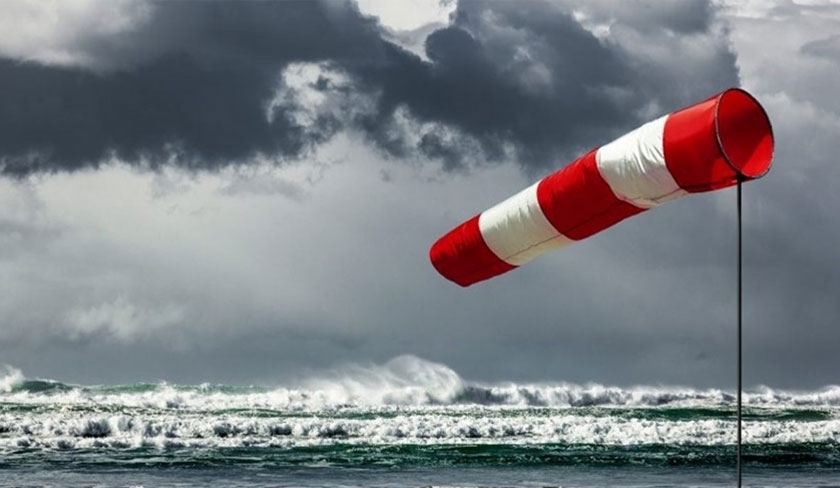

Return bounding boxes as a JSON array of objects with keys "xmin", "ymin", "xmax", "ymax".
[{"xmin": 430, "ymin": 88, "xmax": 774, "ymax": 287}]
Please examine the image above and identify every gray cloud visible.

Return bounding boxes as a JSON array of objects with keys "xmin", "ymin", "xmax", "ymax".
[
  {"xmin": 581, "ymin": 0, "xmax": 714, "ymax": 34},
  {"xmin": 0, "ymin": 0, "xmax": 737, "ymax": 176},
  {"xmin": 801, "ymin": 34, "xmax": 840, "ymax": 59}
]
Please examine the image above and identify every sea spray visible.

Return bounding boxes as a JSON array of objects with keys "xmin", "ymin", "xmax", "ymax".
[
  {"xmin": 299, "ymin": 355, "xmax": 464, "ymax": 406},
  {"xmin": 1, "ymin": 365, "xmax": 24, "ymax": 393}
]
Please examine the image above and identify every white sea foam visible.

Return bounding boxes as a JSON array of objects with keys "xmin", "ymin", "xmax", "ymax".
[{"xmin": 1, "ymin": 406, "xmax": 839, "ymax": 451}]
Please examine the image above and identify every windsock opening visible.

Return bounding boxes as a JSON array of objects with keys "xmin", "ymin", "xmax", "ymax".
[{"xmin": 716, "ymin": 89, "xmax": 774, "ymax": 179}]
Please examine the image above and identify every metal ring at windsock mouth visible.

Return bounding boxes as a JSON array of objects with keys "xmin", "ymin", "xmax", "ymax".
[{"xmin": 715, "ymin": 88, "xmax": 774, "ymax": 179}]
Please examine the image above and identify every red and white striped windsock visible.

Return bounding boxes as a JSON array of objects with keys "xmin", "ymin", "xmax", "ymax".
[{"xmin": 430, "ymin": 88, "xmax": 774, "ymax": 287}]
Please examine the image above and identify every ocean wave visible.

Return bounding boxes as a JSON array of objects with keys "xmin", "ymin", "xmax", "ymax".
[
  {"xmin": 3, "ymin": 358, "xmax": 840, "ymax": 469},
  {"xmin": 2, "ymin": 357, "xmax": 840, "ymax": 411}
]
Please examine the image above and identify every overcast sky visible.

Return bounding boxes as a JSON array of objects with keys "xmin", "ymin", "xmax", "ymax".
[{"xmin": 0, "ymin": 0, "xmax": 838, "ymax": 389}]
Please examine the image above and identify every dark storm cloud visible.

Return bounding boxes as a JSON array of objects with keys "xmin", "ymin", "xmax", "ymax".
[
  {"xmin": 353, "ymin": 8, "xmax": 634, "ymax": 171},
  {"xmin": 0, "ymin": 0, "xmax": 738, "ymax": 176},
  {"xmin": 353, "ymin": 0, "xmax": 738, "ymax": 171},
  {"xmin": 0, "ymin": 1, "xmax": 384, "ymax": 176}
]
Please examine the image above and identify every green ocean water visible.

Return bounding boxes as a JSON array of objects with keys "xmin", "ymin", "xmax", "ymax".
[{"xmin": 2, "ymin": 359, "xmax": 839, "ymax": 487}]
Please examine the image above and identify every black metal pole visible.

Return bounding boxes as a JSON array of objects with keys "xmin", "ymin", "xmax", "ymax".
[{"xmin": 737, "ymin": 178, "xmax": 743, "ymax": 488}]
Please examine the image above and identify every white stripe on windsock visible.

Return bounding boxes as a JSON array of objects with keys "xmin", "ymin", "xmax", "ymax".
[
  {"xmin": 595, "ymin": 115, "xmax": 687, "ymax": 209},
  {"xmin": 478, "ymin": 182, "xmax": 573, "ymax": 266}
]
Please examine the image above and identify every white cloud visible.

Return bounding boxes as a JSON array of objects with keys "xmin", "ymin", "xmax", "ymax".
[
  {"xmin": 354, "ymin": 0, "xmax": 456, "ymax": 60},
  {"xmin": 65, "ymin": 295, "xmax": 185, "ymax": 343},
  {"xmin": 722, "ymin": 0, "xmax": 840, "ymax": 113},
  {"xmin": 355, "ymin": 0, "xmax": 454, "ymax": 32},
  {"xmin": 0, "ymin": 0, "xmax": 154, "ymax": 70},
  {"xmin": 266, "ymin": 62, "xmax": 377, "ymax": 127}
]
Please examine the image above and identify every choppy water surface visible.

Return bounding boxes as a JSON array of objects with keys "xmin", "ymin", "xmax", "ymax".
[{"xmin": 2, "ymin": 357, "xmax": 838, "ymax": 487}]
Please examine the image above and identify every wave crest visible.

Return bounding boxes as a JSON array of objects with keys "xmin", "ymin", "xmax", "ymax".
[{"xmin": 301, "ymin": 355, "xmax": 463, "ymax": 406}]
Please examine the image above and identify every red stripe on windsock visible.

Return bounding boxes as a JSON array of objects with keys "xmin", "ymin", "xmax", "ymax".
[
  {"xmin": 665, "ymin": 89, "xmax": 773, "ymax": 192},
  {"xmin": 537, "ymin": 150, "xmax": 645, "ymax": 240},
  {"xmin": 429, "ymin": 215, "xmax": 516, "ymax": 287}
]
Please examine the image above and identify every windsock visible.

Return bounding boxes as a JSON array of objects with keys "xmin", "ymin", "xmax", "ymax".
[{"xmin": 430, "ymin": 88, "xmax": 774, "ymax": 287}]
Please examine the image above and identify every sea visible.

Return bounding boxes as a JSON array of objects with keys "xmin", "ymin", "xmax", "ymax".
[{"xmin": 1, "ymin": 356, "xmax": 839, "ymax": 488}]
